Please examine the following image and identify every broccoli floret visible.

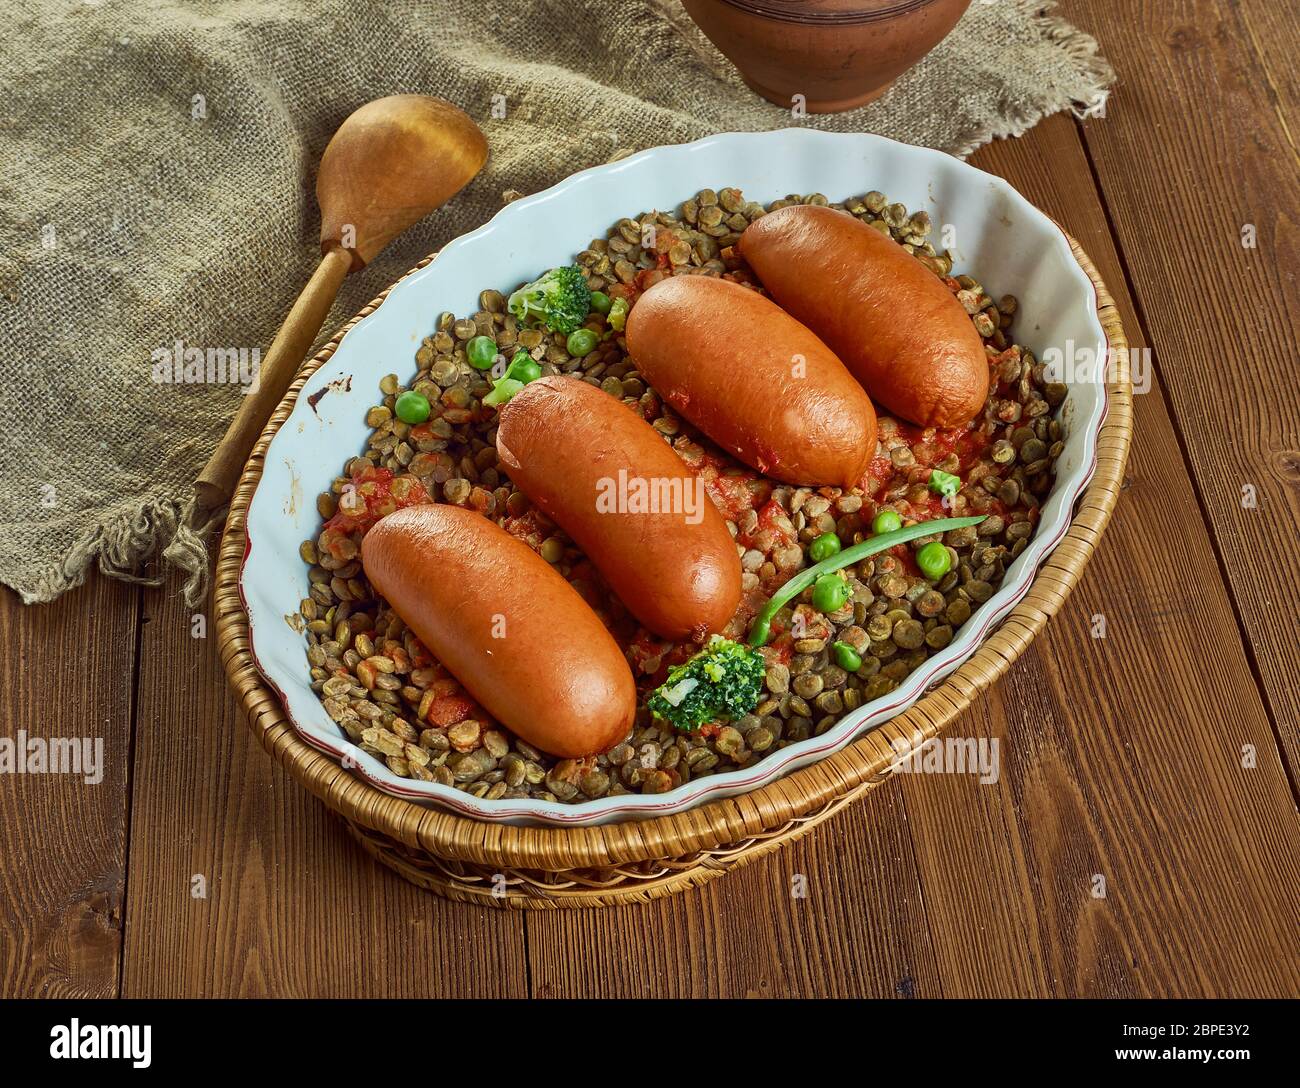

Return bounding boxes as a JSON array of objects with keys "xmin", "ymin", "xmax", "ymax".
[
  {"xmin": 646, "ymin": 635, "xmax": 765, "ymax": 733},
  {"xmin": 928, "ymin": 468, "xmax": 960, "ymax": 498},
  {"xmin": 606, "ymin": 295, "xmax": 629, "ymax": 332},
  {"xmin": 507, "ymin": 265, "xmax": 591, "ymax": 335},
  {"xmin": 481, "ymin": 377, "xmax": 524, "ymax": 408},
  {"xmin": 482, "ymin": 349, "xmax": 541, "ymax": 407}
]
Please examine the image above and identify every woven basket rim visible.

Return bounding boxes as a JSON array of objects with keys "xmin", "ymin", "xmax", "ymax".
[{"xmin": 214, "ymin": 235, "xmax": 1131, "ymax": 870}]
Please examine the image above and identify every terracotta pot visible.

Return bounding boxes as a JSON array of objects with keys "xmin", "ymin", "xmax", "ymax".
[{"xmin": 680, "ymin": 0, "xmax": 973, "ymax": 113}]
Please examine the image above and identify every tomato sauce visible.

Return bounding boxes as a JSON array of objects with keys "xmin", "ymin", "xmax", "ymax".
[
  {"xmin": 702, "ymin": 469, "xmax": 758, "ymax": 525},
  {"xmin": 766, "ymin": 637, "xmax": 794, "ymax": 665},
  {"xmin": 501, "ymin": 509, "xmax": 550, "ymax": 549},
  {"xmin": 896, "ymin": 421, "xmax": 991, "ymax": 474},
  {"xmin": 625, "ymin": 629, "xmax": 698, "ymax": 688},
  {"xmin": 608, "ymin": 282, "xmax": 639, "ymax": 304},
  {"xmin": 891, "ymin": 543, "xmax": 923, "ymax": 578},
  {"xmin": 424, "ymin": 693, "xmax": 479, "ymax": 727},
  {"xmin": 317, "ymin": 466, "xmax": 432, "ymax": 561}
]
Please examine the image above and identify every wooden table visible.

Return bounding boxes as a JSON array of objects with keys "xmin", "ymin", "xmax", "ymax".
[{"xmin": 3, "ymin": 0, "xmax": 1297, "ymax": 999}]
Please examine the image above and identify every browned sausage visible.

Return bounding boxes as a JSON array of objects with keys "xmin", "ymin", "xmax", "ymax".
[
  {"xmin": 361, "ymin": 504, "xmax": 635, "ymax": 758},
  {"xmin": 624, "ymin": 275, "xmax": 877, "ymax": 488},
  {"xmin": 496, "ymin": 375, "xmax": 741, "ymax": 642},
  {"xmin": 737, "ymin": 204, "xmax": 989, "ymax": 429}
]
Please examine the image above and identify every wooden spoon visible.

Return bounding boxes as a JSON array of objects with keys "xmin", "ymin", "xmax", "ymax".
[{"xmin": 192, "ymin": 94, "xmax": 487, "ymax": 524}]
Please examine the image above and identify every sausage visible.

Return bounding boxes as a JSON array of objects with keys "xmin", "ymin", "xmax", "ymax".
[
  {"xmin": 737, "ymin": 204, "xmax": 989, "ymax": 429},
  {"xmin": 361, "ymin": 504, "xmax": 635, "ymax": 758},
  {"xmin": 624, "ymin": 275, "xmax": 877, "ymax": 488},
  {"xmin": 496, "ymin": 375, "xmax": 741, "ymax": 641}
]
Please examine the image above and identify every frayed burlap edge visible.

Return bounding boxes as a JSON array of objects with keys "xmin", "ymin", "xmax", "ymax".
[
  {"xmin": 14, "ymin": 0, "xmax": 1114, "ymax": 611},
  {"xmin": 15, "ymin": 497, "xmax": 214, "ymax": 607},
  {"xmin": 944, "ymin": 1, "xmax": 1114, "ymax": 157}
]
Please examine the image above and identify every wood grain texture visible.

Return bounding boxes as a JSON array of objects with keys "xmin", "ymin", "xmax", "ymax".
[
  {"xmin": 1063, "ymin": 0, "xmax": 1300, "ymax": 779},
  {"xmin": 907, "ymin": 111, "xmax": 1300, "ymax": 998},
  {"xmin": 526, "ymin": 777, "xmax": 942, "ymax": 997},
  {"xmin": 0, "ymin": 579, "xmax": 138, "ymax": 998},
  {"xmin": 118, "ymin": 578, "xmax": 528, "ymax": 998}
]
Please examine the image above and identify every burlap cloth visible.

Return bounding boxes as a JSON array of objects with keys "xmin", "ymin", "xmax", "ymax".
[{"xmin": 0, "ymin": 0, "xmax": 1111, "ymax": 606}]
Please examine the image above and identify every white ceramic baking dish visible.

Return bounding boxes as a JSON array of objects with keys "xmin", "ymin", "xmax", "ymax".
[{"xmin": 239, "ymin": 128, "xmax": 1107, "ymax": 826}]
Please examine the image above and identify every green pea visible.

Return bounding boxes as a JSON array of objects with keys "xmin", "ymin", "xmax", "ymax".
[
  {"xmin": 590, "ymin": 291, "xmax": 613, "ymax": 315},
  {"xmin": 929, "ymin": 469, "xmax": 961, "ymax": 498},
  {"xmin": 916, "ymin": 540, "xmax": 952, "ymax": 581},
  {"xmin": 832, "ymin": 641, "xmax": 862, "ymax": 672},
  {"xmin": 394, "ymin": 390, "xmax": 430, "ymax": 424},
  {"xmin": 872, "ymin": 508, "xmax": 903, "ymax": 535},
  {"xmin": 809, "ymin": 531, "xmax": 841, "ymax": 563},
  {"xmin": 467, "ymin": 335, "xmax": 498, "ymax": 370},
  {"xmin": 566, "ymin": 327, "xmax": 599, "ymax": 357},
  {"xmin": 812, "ymin": 573, "xmax": 850, "ymax": 613}
]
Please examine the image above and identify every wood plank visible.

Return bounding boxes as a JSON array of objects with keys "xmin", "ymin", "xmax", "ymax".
[
  {"xmin": 527, "ymin": 778, "xmax": 944, "ymax": 998},
  {"xmin": 1238, "ymin": 0, "xmax": 1300, "ymax": 136},
  {"xmin": 0, "ymin": 577, "xmax": 138, "ymax": 998},
  {"xmin": 892, "ymin": 110, "xmax": 1300, "ymax": 997},
  {"xmin": 1062, "ymin": 0, "xmax": 1300, "ymax": 778},
  {"xmin": 119, "ymin": 574, "xmax": 529, "ymax": 998}
]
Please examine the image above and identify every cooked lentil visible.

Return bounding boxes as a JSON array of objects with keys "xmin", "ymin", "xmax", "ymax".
[{"xmin": 297, "ymin": 186, "xmax": 1066, "ymax": 804}]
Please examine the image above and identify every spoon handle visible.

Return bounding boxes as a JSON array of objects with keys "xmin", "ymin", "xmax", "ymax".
[{"xmin": 193, "ymin": 244, "xmax": 353, "ymax": 522}]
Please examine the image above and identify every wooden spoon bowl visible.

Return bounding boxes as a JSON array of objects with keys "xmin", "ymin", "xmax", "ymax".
[
  {"xmin": 318, "ymin": 95, "xmax": 489, "ymax": 269},
  {"xmin": 193, "ymin": 95, "xmax": 487, "ymax": 522}
]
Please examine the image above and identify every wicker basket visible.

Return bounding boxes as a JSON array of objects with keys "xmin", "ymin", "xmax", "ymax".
[{"xmin": 214, "ymin": 238, "xmax": 1131, "ymax": 909}]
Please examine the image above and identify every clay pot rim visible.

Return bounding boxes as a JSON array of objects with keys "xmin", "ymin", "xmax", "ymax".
[{"xmin": 705, "ymin": 0, "xmax": 947, "ymax": 26}]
